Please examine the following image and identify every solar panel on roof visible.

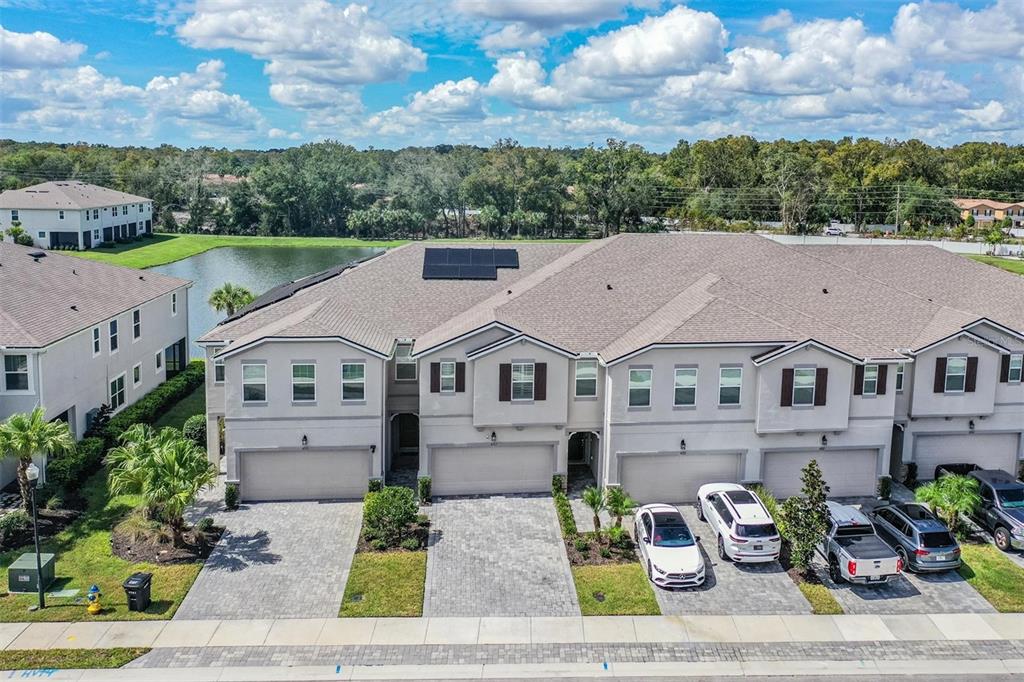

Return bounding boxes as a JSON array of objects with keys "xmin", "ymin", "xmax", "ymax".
[
  {"xmin": 423, "ymin": 248, "xmax": 447, "ymax": 265},
  {"xmin": 459, "ymin": 264, "xmax": 498, "ymax": 279},
  {"xmin": 470, "ymin": 249, "xmax": 495, "ymax": 265},
  {"xmin": 420, "ymin": 247, "xmax": 519, "ymax": 280},
  {"xmin": 492, "ymin": 249, "xmax": 519, "ymax": 268},
  {"xmin": 422, "ymin": 263, "xmax": 461, "ymax": 279},
  {"xmin": 447, "ymin": 248, "xmax": 473, "ymax": 265}
]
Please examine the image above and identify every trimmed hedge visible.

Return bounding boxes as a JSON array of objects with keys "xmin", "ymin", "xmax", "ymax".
[
  {"xmin": 183, "ymin": 414, "xmax": 207, "ymax": 447},
  {"xmin": 95, "ymin": 360, "xmax": 205, "ymax": 447},
  {"xmin": 553, "ymin": 491, "xmax": 578, "ymax": 538},
  {"xmin": 45, "ymin": 437, "xmax": 105, "ymax": 490}
]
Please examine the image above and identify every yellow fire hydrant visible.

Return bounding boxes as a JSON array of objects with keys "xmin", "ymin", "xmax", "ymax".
[{"xmin": 86, "ymin": 584, "xmax": 102, "ymax": 615}]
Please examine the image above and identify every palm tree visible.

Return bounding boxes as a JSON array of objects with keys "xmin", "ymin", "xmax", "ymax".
[
  {"xmin": 582, "ymin": 485, "xmax": 605, "ymax": 533},
  {"xmin": 915, "ymin": 475, "xmax": 981, "ymax": 536},
  {"xmin": 208, "ymin": 282, "xmax": 255, "ymax": 317},
  {"xmin": 0, "ymin": 408, "xmax": 74, "ymax": 509},
  {"xmin": 604, "ymin": 487, "xmax": 636, "ymax": 528}
]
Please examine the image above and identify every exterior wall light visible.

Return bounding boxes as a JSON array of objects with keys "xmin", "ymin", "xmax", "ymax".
[
  {"xmin": 679, "ymin": 439, "xmax": 686, "ymax": 453},
  {"xmin": 369, "ymin": 444, "xmax": 376, "ymax": 454},
  {"xmin": 820, "ymin": 434, "xmax": 828, "ymax": 449},
  {"xmin": 490, "ymin": 431, "xmax": 497, "ymax": 445},
  {"xmin": 301, "ymin": 434, "xmax": 309, "ymax": 448},
  {"xmin": 968, "ymin": 419, "xmax": 975, "ymax": 433}
]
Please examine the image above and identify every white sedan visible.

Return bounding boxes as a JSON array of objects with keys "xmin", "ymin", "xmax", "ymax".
[{"xmin": 634, "ymin": 503, "xmax": 705, "ymax": 588}]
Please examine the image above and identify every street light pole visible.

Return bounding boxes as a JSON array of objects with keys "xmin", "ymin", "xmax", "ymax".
[{"xmin": 26, "ymin": 462, "xmax": 44, "ymax": 610}]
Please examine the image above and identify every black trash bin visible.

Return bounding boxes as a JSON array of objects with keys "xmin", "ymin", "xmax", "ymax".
[{"xmin": 123, "ymin": 572, "xmax": 153, "ymax": 612}]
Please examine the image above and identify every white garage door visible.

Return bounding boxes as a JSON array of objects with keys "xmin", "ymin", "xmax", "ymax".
[
  {"xmin": 914, "ymin": 433, "xmax": 1020, "ymax": 481},
  {"xmin": 762, "ymin": 449, "xmax": 878, "ymax": 499},
  {"xmin": 619, "ymin": 453, "xmax": 742, "ymax": 504},
  {"xmin": 240, "ymin": 449, "xmax": 371, "ymax": 502},
  {"xmin": 430, "ymin": 445, "xmax": 555, "ymax": 496}
]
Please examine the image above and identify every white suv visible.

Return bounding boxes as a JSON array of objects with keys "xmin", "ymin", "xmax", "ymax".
[{"xmin": 696, "ymin": 483, "xmax": 782, "ymax": 563}]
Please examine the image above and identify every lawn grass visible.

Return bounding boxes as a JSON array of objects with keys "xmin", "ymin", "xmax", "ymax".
[
  {"xmin": 957, "ymin": 543, "xmax": 1024, "ymax": 612},
  {"xmin": 340, "ymin": 551, "xmax": 426, "ymax": 617},
  {"xmin": 0, "ymin": 648, "xmax": 149, "ymax": 670},
  {"xmin": 968, "ymin": 255, "xmax": 1024, "ymax": 276},
  {"xmin": 796, "ymin": 581, "xmax": 844, "ymax": 615},
  {"xmin": 152, "ymin": 384, "xmax": 206, "ymax": 431},
  {"xmin": 571, "ymin": 564, "xmax": 660, "ymax": 616},
  {"xmin": 0, "ymin": 469, "xmax": 202, "ymax": 622}
]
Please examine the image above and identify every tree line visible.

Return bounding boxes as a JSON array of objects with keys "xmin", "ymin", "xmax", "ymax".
[{"xmin": 1, "ymin": 136, "xmax": 1022, "ymax": 239}]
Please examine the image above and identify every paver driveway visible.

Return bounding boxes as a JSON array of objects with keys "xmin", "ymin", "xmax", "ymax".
[
  {"xmin": 424, "ymin": 494, "xmax": 580, "ymax": 617},
  {"xmin": 654, "ymin": 506, "xmax": 811, "ymax": 616},
  {"xmin": 175, "ymin": 483, "xmax": 362, "ymax": 620}
]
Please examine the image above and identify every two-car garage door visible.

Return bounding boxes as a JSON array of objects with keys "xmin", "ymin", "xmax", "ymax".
[
  {"xmin": 240, "ymin": 449, "xmax": 371, "ymax": 502},
  {"xmin": 430, "ymin": 445, "xmax": 555, "ymax": 496},
  {"xmin": 761, "ymin": 449, "xmax": 879, "ymax": 498},
  {"xmin": 619, "ymin": 453, "xmax": 742, "ymax": 503},
  {"xmin": 913, "ymin": 433, "xmax": 1020, "ymax": 481}
]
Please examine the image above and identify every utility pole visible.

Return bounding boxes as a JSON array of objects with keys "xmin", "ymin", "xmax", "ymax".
[{"xmin": 894, "ymin": 184, "xmax": 901, "ymax": 234}]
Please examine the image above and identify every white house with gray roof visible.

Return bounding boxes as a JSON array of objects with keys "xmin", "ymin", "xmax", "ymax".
[
  {"xmin": 198, "ymin": 234, "xmax": 1024, "ymax": 503},
  {"xmin": 0, "ymin": 241, "xmax": 190, "ymax": 487},
  {"xmin": 0, "ymin": 181, "xmax": 154, "ymax": 250}
]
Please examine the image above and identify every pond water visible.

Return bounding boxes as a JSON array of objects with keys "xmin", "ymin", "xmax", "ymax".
[{"xmin": 151, "ymin": 245, "xmax": 384, "ymax": 357}]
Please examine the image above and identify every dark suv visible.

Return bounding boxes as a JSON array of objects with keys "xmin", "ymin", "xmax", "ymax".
[
  {"xmin": 866, "ymin": 503, "xmax": 961, "ymax": 572},
  {"xmin": 937, "ymin": 465, "xmax": 1024, "ymax": 551}
]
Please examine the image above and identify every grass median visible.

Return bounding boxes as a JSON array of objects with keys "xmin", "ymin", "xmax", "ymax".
[
  {"xmin": 572, "ymin": 563, "xmax": 660, "ymax": 616},
  {"xmin": 0, "ymin": 648, "xmax": 150, "ymax": 670},
  {"xmin": 340, "ymin": 551, "xmax": 426, "ymax": 617},
  {"xmin": 957, "ymin": 543, "xmax": 1024, "ymax": 612}
]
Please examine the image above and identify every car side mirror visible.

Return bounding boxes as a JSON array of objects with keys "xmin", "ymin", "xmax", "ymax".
[
  {"xmin": 695, "ymin": 535, "xmax": 701, "ymax": 543},
  {"xmin": 643, "ymin": 536, "xmax": 650, "ymax": 544}
]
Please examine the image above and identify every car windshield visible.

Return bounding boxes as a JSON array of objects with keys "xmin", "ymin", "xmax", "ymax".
[
  {"xmin": 736, "ymin": 523, "xmax": 778, "ymax": 538},
  {"xmin": 652, "ymin": 524, "xmax": 694, "ymax": 547},
  {"xmin": 997, "ymin": 488, "xmax": 1024, "ymax": 508},
  {"xmin": 920, "ymin": 531, "xmax": 955, "ymax": 548}
]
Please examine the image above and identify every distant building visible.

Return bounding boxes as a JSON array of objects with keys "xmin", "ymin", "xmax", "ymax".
[
  {"xmin": 954, "ymin": 198, "xmax": 1024, "ymax": 228},
  {"xmin": 0, "ymin": 181, "xmax": 154, "ymax": 250}
]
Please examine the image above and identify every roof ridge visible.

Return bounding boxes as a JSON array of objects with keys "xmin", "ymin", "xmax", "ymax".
[{"xmin": 0, "ymin": 308, "xmax": 38, "ymax": 347}]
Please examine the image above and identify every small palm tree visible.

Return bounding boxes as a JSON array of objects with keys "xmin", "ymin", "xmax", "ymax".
[
  {"xmin": 208, "ymin": 282, "xmax": 255, "ymax": 317},
  {"xmin": 1, "ymin": 408, "xmax": 74, "ymax": 509},
  {"xmin": 604, "ymin": 487, "xmax": 636, "ymax": 528},
  {"xmin": 915, "ymin": 474, "xmax": 981, "ymax": 536},
  {"xmin": 581, "ymin": 485, "xmax": 605, "ymax": 532}
]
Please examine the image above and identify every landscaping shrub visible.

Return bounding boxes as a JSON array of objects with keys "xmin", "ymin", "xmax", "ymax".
[
  {"xmin": 877, "ymin": 476, "xmax": 892, "ymax": 500},
  {"xmin": 41, "ymin": 436, "xmax": 106, "ymax": 503},
  {"xmin": 224, "ymin": 482, "xmax": 239, "ymax": 510},
  {"xmin": 604, "ymin": 487, "xmax": 636, "ymax": 528},
  {"xmin": 182, "ymin": 414, "xmax": 207, "ymax": 448},
  {"xmin": 551, "ymin": 474, "xmax": 566, "ymax": 494},
  {"xmin": 574, "ymin": 536, "xmax": 589, "ymax": 552},
  {"xmin": 606, "ymin": 525, "xmax": 629, "ymax": 549},
  {"xmin": 780, "ymin": 460, "xmax": 829, "ymax": 571},
  {"xmin": 44, "ymin": 495, "xmax": 64, "ymax": 511},
  {"xmin": 553, "ymin": 491, "xmax": 577, "ymax": 537},
  {"xmin": 370, "ymin": 539, "xmax": 388, "ymax": 551},
  {"xmin": 196, "ymin": 517, "xmax": 214, "ymax": 532},
  {"xmin": 367, "ymin": 478, "xmax": 383, "ymax": 493},
  {"xmin": 417, "ymin": 476, "xmax": 431, "ymax": 503},
  {"xmin": 0, "ymin": 511, "xmax": 31, "ymax": 536},
  {"xmin": 363, "ymin": 486, "xmax": 417, "ymax": 547},
  {"xmin": 599, "ymin": 547, "xmax": 612, "ymax": 558},
  {"xmin": 400, "ymin": 537, "xmax": 421, "ymax": 551},
  {"xmin": 748, "ymin": 484, "xmax": 786, "ymax": 537},
  {"xmin": 415, "ymin": 513, "xmax": 430, "ymax": 527}
]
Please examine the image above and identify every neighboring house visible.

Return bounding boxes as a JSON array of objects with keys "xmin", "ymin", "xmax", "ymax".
[
  {"xmin": 954, "ymin": 198, "xmax": 1024, "ymax": 228},
  {"xmin": 0, "ymin": 241, "xmax": 190, "ymax": 486},
  {"xmin": 0, "ymin": 181, "xmax": 155, "ymax": 250},
  {"xmin": 199, "ymin": 234, "xmax": 1024, "ymax": 503}
]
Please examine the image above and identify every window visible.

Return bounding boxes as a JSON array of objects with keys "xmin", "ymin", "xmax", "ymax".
[
  {"xmin": 3, "ymin": 355, "xmax": 29, "ymax": 391},
  {"xmin": 122, "ymin": 205, "xmax": 127, "ymax": 214},
  {"xmin": 511, "ymin": 362, "xmax": 535, "ymax": 401},
  {"xmin": 395, "ymin": 344, "xmax": 416, "ymax": 381},
  {"xmin": 92, "ymin": 327, "xmax": 101, "ymax": 356},
  {"xmin": 792, "ymin": 367, "xmax": 816, "ymax": 406},
  {"xmin": 291, "ymin": 364, "xmax": 316, "ymax": 402},
  {"xmin": 112, "ymin": 206, "xmax": 118, "ymax": 217},
  {"xmin": 719, "ymin": 367, "xmax": 742, "ymax": 405},
  {"xmin": 38, "ymin": 231, "xmax": 45, "ymax": 239},
  {"xmin": 944, "ymin": 356, "xmax": 967, "ymax": 392},
  {"xmin": 862, "ymin": 364, "xmax": 878, "ymax": 395},
  {"xmin": 575, "ymin": 359, "xmax": 598, "ymax": 397},
  {"xmin": 58, "ymin": 210, "xmax": 64, "ymax": 220},
  {"xmin": 628, "ymin": 368, "xmax": 652, "ymax": 407},
  {"xmin": 132, "ymin": 309, "xmax": 141, "ymax": 340},
  {"xmin": 109, "ymin": 319, "xmax": 119, "ymax": 352},
  {"xmin": 342, "ymin": 363, "xmax": 365, "ymax": 401},
  {"xmin": 171, "ymin": 292, "xmax": 177, "ymax": 316},
  {"xmin": 132, "ymin": 363, "xmax": 142, "ymax": 387},
  {"xmin": 109, "ymin": 374, "xmax": 126, "ymax": 410},
  {"xmin": 674, "ymin": 367, "xmax": 697, "ymax": 406},
  {"xmin": 895, "ymin": 363, "xmax": 905, "ymax": 392},
  {"xmin": 1009, "ymin": 354, "xmax": 1023, "ymax": 383},
  {"xmin": 242, "ymin": 364, "xmax": 267, "ymax": 402},
  {"xmin": 92, "ymin": 229, "xmax": 99, "ymax": 240},
  {"xmin": 439, "ymin": 361, "xmax": 456, "ymax": 393},
  {"xmin": 155, "ymin": 350, "xmax": 163, "ymax": 373},
  {"xmin": 10, "ymin": 210, "xmax": 18, "ymax": 221},
  {"xmin": 93, "ymin": 209, "xmax": 99, "ymax": 220},
  {"xmin": 213, "ymin": 360, "xmax": 224, "ymax": 383},
  {"xmin": 85, "ymin": 211, "xmax": 89, "ymax": 221}
]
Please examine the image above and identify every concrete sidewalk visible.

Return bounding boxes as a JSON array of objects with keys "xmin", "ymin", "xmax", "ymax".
[{"xmin": 1, "ymin": 613, "xmax": 1020, "ymax": 650}]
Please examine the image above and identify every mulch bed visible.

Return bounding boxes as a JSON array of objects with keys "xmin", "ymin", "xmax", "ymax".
[
  {"xmin": 565, "ymin": 532, "xmax": 637, "ymax": 566},
  {"xmin": 355, "ymin": 519, "xmax": 430, "ymax": 554},
  {"xmin": 111, "ymin": 525, "xmax": 224, "ymax": 564},
  {"xmin": 0, "ymin": 508, "xmax": 81, "ymax": 551}
]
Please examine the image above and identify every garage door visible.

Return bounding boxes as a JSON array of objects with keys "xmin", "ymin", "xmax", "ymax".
[
  {"xmin": 430, "ymin": 445, "xmax": 554, "ymax": 496},
  {"xmin": 914, "ymin": 433, "xmax": 1020, "ymax": 481},
  {"xmin": 240, "ymin": 449, "xmax": 371, "ymax": 502},
  {"xmin": 619, "ymin": 453, "xmax": 741, "ymax": 503},
  {"xmin": 762, "ymin": 450, "xmax": 878, "ymax": 498}
]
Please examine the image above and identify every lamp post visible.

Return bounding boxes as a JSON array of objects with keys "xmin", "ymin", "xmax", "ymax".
[{"xmin": 26, "ymin": 462, "xmax": 44, "ymax": 610}]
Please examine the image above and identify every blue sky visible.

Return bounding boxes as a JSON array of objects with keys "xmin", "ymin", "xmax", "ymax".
[{"xmin": 1, "ymin": 0, "xmax": 1021, "ymax": 150}]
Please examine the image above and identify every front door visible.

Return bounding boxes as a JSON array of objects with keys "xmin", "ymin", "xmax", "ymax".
[{"xmin": 83, "ymin": 230, "xmax": 92, "ymax": 249}]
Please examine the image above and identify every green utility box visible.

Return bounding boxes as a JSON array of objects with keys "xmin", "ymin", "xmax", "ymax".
[{"xmin": 7, "ymin": 553, "xmax": 55, "ymax": 594}]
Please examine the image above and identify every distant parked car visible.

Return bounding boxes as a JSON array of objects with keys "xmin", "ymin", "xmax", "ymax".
[
  {"xmin": 866, "ymin": 503, "xmax": 961, "ymax": 572},
  {"xmin": 696, "ymin": 483, "xmax": 781, "ymax": 563},
  {"xmin": 823, "ymin": 225, "xmax": 844, "ymax": 236},
  {"xmin": 937, "ymin": 466, "xmax": 1024, "ymax": 551},
  {"xmin": 634, "ymin": 504, "xmax": 705, "ymax": 588},
  {"xmin": 817, "ymin": 501, "xmax": 902, "ymax": 584}
]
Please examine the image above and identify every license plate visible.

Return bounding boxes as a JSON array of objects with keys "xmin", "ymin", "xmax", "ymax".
[
  {"xmin": 934, "ymin": 554, "xmax": 946, "ymax": 561},
  {"xmin": 753, "ymin": 545, "xmax": 763, "ymax": 550},
  {"xmin": 868, "ymin": 576, "xmax": 885, "ymax": 582}
]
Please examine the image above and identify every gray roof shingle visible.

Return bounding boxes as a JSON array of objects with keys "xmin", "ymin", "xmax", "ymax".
[{"xmin": 0, "ymin": 181, "xmax": 151, "ymax": 210}]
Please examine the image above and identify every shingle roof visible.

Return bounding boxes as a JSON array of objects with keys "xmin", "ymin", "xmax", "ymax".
[
  {"xmin": 200, "ymin": 234, "xmax": 1024, "ymax": 363},
  {"xmin": 0, "ymin": 181, "xmax": 151, "ymax": 210},
  {"xmin": 0, "ymin": 241, "xmax": 189, "ymax": 348},
  {"xmin": 953, "ymin": 198, "xmax": 1023, "ymax": 210}
]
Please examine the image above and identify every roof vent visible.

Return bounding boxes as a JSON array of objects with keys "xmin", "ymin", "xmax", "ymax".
[
  {"xmin": 606, "ymin": 284, "xmax": 613, "ymax": 290},
  {"xmin": 70, "ymin": 305, "xmax": 78, "ymax": 311},
  {"xmin": 822, "ymin": 288, "xmax": 829, "ymax": 294},
  {"xmin": 28, "ymin": 251, "xmax": 46, "ymax": 259}
]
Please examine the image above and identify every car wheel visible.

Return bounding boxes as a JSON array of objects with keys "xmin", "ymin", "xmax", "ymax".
[
  {"xmin": 717, "ymin": 535, "xmax": 731, "ymax": 562},
  {"xmin": 829, "ymin": 556, "xmax": 844, "ymax": 584},
  {"xmin": 696, "ymin": 501, "xmax": 705, "ymax": 522},
  {"xmin": 993, "ymin": 527, "xmax": 1011, "ymax": 552},
  {"xmin": 896, "ymin": 547, "xmax": 911, "ymax": 573}
]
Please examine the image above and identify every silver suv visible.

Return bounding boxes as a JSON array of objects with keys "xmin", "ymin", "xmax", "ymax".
[{"xmin": 696, "ymin": 483, "xmax": 781, "ymax": 563}]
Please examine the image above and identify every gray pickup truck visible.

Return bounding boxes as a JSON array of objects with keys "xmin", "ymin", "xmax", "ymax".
[
  {"xmin": 936, "ymin": 464, "xmax": 1024, "ymax": 551},
  {"xmin": 817, "ymin": 501, "xmax": 902, "ymax": 584}
]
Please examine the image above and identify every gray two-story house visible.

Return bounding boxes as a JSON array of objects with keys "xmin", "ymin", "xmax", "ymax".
[{"xmin": 198, "ymin": 234, "xmax": 1024, "ymax": 503}]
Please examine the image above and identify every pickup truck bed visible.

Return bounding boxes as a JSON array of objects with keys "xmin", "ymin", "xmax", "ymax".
[{"xmin": 835, "ymin": 535, "xmax": 897, "ymax": 560}]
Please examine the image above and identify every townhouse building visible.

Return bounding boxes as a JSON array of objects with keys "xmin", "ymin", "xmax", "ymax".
[
  {"xmin": 955, "ymin": 198, "xmax": 1024, "ymax": 228},
  {"xmin": 0, "ymin": 181, "xmax": 155, "ymax": 250},
  {"xmin": 198, "ymin": 234, "xmax": 1024, "ymax": 503},
  {"xmin": 0, "ymin": 241, "xmax": 190, "ymax": 486}
]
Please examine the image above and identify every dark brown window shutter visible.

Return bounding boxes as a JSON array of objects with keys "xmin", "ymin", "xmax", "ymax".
[
  {"xmin": 933, "ymin": 357, "xmax": 946, "ymax": 393},
  {"xmin": 499, "ymin": 363, "xmax": 511, "ymax": 401},
  {"xmin": 965, "ymin": 356, "xmax": 978, "ymax": 392},
  {"xmin": 455, "ymin": 362, "xmax": 466, "ymax": 392},
  {"xmin": 853, "ymin": 364, "xmax": 864, "ymax": 396},
  {"xmin": 1000, "ymin": 354, "xmax": 1011, "ymax": 383},
  {"xmin": 814, "ymin": 367, "xmax": 828, "ymax": 406},
  {"xmin": 534, "ymin": 362, "xmax": 547, "ymax": 401},
  {"xmin": 430, "ymin": 362, "xmax": 440, "ymax": 393},
  {"xmin": 780, "ymin": 368, "xmax": 794, "ymax": 407},
  {"xmin": 877, "ymin": 365, "xmax": 888, "ymax": 395}
]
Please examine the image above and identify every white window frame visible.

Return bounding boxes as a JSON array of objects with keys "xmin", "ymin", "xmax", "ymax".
[
  {"xmin": 155, "ymin": 350, "xmax": 163, "ymax": 374},
  {"xmin": 895, "ymin": 363, "xmax": 905, "ymax": 392},
  {"xmin": 37, "ymin": 231, "xmax": 45, "ymax": 239},
  {"xmin": 439, "ymin": 361, "xmax": 456, "ymax": 393},
  {"xmin": 575, "ymin": 359, "xmax": 598, "ymax": 398},
  {"xmin": 394, "ymin": 344, "xmax": 416, "ymax": 381},
  {"xmin": 1008, "ymin": 353, "xmax": 1022, "ymax": 384},
  {"xmin": 132, "ymin": 309, "xmax": 141, "ymax": 340},
  {"xmin": 291, "ymin": 363, "xmax": 316, "ymax": 402},
  {"xmin": 213, "ymin": 359, "xmax": 224, "ymax": 383},
  {"xmin": 85, "ymin": 210, "xmax": 90, "ymax": 221},
  {"xmin": 242, "ymin": 363, "xmax": 267, "ymax": 404},
  {"xmin": 109, "ymin": 373, "xmax": 126, "ymax": 411},
  {"xmin": 718, "ymin": 366, "xmax": 742, "ymax": 406},
  {"xmin": 2, "ymin": 353, "xmax": 31, "ymax": 393},
  {"xmin": 862, "ymin": 364, "xmax": 879, "ymax": 396},
  {"xmin": 628, "ymin": 367, "xmax": 652, "ymax": 408},
  {"xmin": 91, "ymin": 327, "xmax": 101, "ymax": 357},
  {"xmin": 58, "ymin": 210, "xmax": 64, "ymax": 220},
  {"xmin": 341, "ymin": 362, "xmax": 366, "ymax": 402},
  {"xmin": 92, "ymin": 229, "xmax": 99, "ymax": 240},
  {"xmin": 132, "ymin": 362, "xmax": 142, "ymax": 388},
  {"xmin": 673, "ymin": 366, "xmax": 697, "ymax": 407},
  {"xmin": 112, "ymin": 206, "xmax": 118, "ymax": 217},
  {"xmin": 511, "ymin": 362, "xmax": 535, "ymax": 401},
  {"xmin": 171, "ymin": 292, "xmax": 178, "ymax": 316},
  {"xmin": 792, "ymin": 367, "xmax": 816, "ymax": 406},
  {"xmin": 10, "ymin": 210, "xmax": 18, "ymax": 221},
  {"xmin": 944, "ymin": 356, "xmax": 967, "ymax": 393},
  {"xmin": 92, "ymin": 209, "xmax": 98, "ymax": 220},
  {"xmin": 109, "ymin": 319, "xmax": 119, "ymax": 354}
]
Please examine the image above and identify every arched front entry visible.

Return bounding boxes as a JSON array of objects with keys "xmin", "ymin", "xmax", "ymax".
[{"xmin": 567, "ymin": 431, "xmax": 600, "ymax": 491}]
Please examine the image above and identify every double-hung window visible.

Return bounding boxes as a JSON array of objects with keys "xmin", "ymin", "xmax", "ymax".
[
  {"xmin": 132, "ymin": 309, "xmax": 141, "ymax": 340},
  {"xmin": 628, "ymin": 368, "xmax": 652, "ymax": 407},
  {"xmin": 944, "ymin": 356, "xmax": 967, "ymax": 393},
  {"xmin": 93, "ymin": 209, "xmax": 99, "ymax": 219},
  {"xmin": 395, "ymin": 344, "xmax": 416, "ymax": 381},
  {"xmin": 895, "ymin": 363, "xmax": 905, "ymax": 392},
  {"xmin": 242, "ymin": 364, "xmax": 267, "ymax": 403},
  {"xmin": 718, "ymin": 367, "xmax": 742, "ymax": 405},
  {"xmin": 439, "ymin": 361, "xmax": 456, "ymax": 393},
  {"xmin": 673, "ymin": 367, "xmax": 697, "ymax": 406},
  {"xmin": 575, "ymin": 359, "xmax": 598, "ymax": 397},
  {"xmin": 213, "ymin": 359, "xmax": 224, "ymax": 383},
  {"xmin": 112, "ymin": 206, "xmax": 118, "ymax": 217},
  {"xmin": 342, "ymin": 363, "xmax": 365, "ymax": 401},
  {"xmin": 58, "ymin": 210, "xmax": 64, "ymax": 220},
  {"xmin": 862, "ymin": 364, "xmax": 879, "ymax": 395},
  {"xmin": 792, "ymin": 367, "xmax": 816, "ymax": 406},
  {"xmin": 10, "ymin": 210, "xmax": 18, "ymax": 221},
  {"xmin": 109, "ymin": 319, "xmax": 119, "ymax": 352},
  {"xmin": 132, "ymin": 363, "xmax": 142, "ymax": 387},
  {"xmin": 3, "ymin": 355, "xmax": 29, "ymax": 391},
  {"xmin": 171, "ymin": 292, "xmax": 177, "ymax": 316},
  {"xmin": 155, "ymin": 351, "xmax": 163, "ymax": 372},
  {"xmin": 109, "ymin": 374, "xmax": 126, "ymax": 410},
  {"xmin": 511, "ymin": 362, "xmax": 534, "ymax": 401},
  {"xmin": 92, "ymin": 327, "xmax": 101, "ymax": 356},
  {"xmin": 291, "ymin": 364, "xmax": 316, "ymax": 402},
  {"xmin": 1010, "ymin": 354, "xmax": 1023, "ymax": 383}
]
